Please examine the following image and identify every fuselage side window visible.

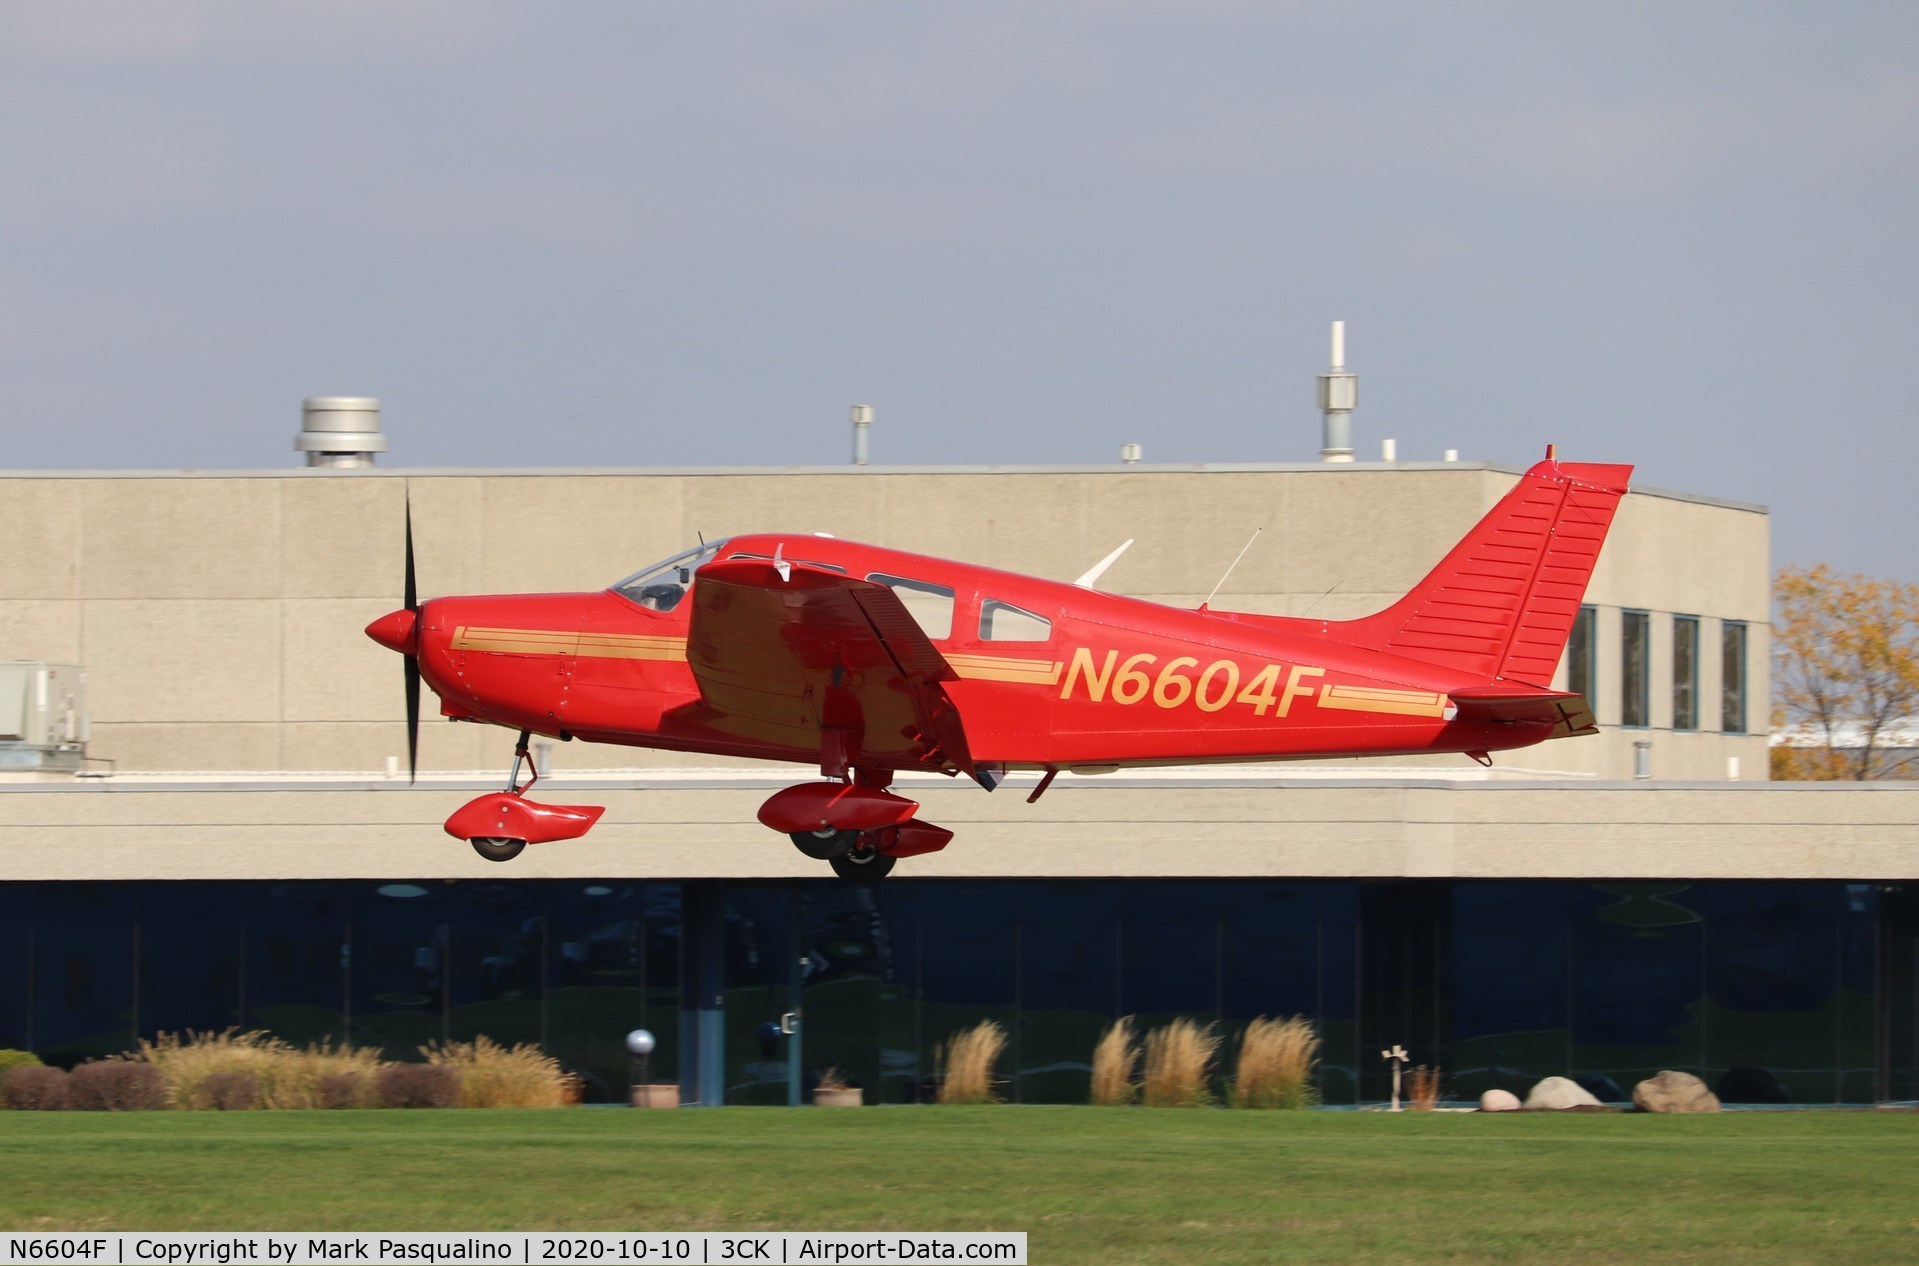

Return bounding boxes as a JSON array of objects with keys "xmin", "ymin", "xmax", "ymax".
[
  {"xmin": 980, "ymin": 599, "xmax": 1051, "ymax": 642},
  {"xmin": 866, "ymin": 573, "xmax": 954, "ymax": 640}
]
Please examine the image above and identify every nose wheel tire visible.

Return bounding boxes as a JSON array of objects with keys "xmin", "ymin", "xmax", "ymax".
[
  {"xmin": 830, "ymin": 848, "xmax": 897, "ymax": 882},
  {"xmin": 791, "ymin": 827, "xmax": 860, "ymax": 860},
  {"xmin": 471, "ymin": 836, "xmax": 527, "ymax": 863}
]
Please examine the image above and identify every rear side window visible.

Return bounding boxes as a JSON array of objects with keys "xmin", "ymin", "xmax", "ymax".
[
  {"xmin": 866, "ymin": 573, "xmax": 954, "ymax": 639},
  {"xmin": 980, "ymin": 599, "xmax": 1051, "ymax": 642}
]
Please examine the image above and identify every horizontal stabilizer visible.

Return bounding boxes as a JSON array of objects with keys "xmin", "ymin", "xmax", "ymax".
[{"xmin": 1448, "ymin": 685, "xmax": 1597, "ymax": 739}]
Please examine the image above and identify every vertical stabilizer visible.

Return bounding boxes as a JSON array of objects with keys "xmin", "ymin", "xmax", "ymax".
[{"xmin": 1341, "ymin": 458, "xmax": 1633, "ymax": 686}]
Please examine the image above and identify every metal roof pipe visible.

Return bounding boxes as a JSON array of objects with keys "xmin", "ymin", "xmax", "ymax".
[{"xmin": 296, "ymin": 396, "xmax": 386, "ymax": 468}]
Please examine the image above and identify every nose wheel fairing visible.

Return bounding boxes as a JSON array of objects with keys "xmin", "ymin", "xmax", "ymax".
[{"xmin": 443, "ymin": 791, "xmax": 605, "ymax": 848}]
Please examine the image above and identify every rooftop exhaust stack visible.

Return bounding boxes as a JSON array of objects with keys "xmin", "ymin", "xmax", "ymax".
[
  {"xmin": 1317, "ymin": 321, "xmax": 1357, "ymax": 463},
  {"xmin": 297, "ymin": 397, "xmax": 386, "ymax": 468},
  {"xmin": 850, "ymin": 404, "xmax": 874, "ymax": 466}
]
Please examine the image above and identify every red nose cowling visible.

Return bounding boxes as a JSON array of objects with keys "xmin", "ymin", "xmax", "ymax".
[{"xmin": 365, "ymin": 608, "xmax": 418, "ymax": 656}]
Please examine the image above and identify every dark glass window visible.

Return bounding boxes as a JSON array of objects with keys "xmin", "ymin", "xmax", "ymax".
[
  {"xmin": 1673, "ymin": 616, "xmax": 1699, "ymax": 731},
  {"xmin": 1722, "ymin": 621, "xmax": 1748, "ymax": 733},
  {"xmin": 865, "ymin": 574, "xmax": 955, "ymax": 640},
  {"xmin": 1566, "ymin": 605, "xmax": 1596, "ymax": 701},
  {"xmin": 1621, "ymin": 611, "xmax": 1650, "ymax": 728}
]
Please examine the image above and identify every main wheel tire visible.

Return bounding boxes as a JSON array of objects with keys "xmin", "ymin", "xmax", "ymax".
[
  {"xmin": 472, "ymin": 836, "xmax": 527, "ymax": 863},
  {"xmin": 830, "ymin": 848, "xmax": 897, "ymax": 882},
  {"xmin": 791, "ymin": 827, "xmax": 859, "ymax": 859}
]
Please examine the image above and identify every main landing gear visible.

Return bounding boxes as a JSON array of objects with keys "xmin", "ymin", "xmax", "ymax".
[
  {"xmin": 442, "ymin": 731, "xmax": 606, "ymax": 862},
  {"xmin": 760, "ymin": 776, "xmax": 952, "ymax": 882}
]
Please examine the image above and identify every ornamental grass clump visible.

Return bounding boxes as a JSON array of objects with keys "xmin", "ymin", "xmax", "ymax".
[
  {"xmin": 375, "ymin": 1063, "xmax": 462, "ymax": 1109},
  {"xmin": 423, "ymin": 1036, "xmax": 569, "ymax": 1108},
  {"xmin": 137, "ymin": 1029, "xmax": 383, "ymax": 1110},
  {"xmin": 1089, "ymin": 1016, "xmax": 1140, "ymax": 1106},
  {"xmin": 1141, "ymin": 1018, "xmax": 1220, "ymax": 1107},
  {"xmin": 1407, "ymin": 1064, "xmax": 1444, "ymax": 1112},
  {"xmin": 68, "ymin": 1059, "xmax": 166, "ymax": 1111},
  {"xmin": 1230, "ymin": 1015, "xmax": 1321, "ymax": 1110},
  {"xmin": 3, "ymin": 1064, "xmax": 69, "ymax": 1110},
  {"xmin": 935, "ymin": 1020, "xmax": 1007, "ymax": 1105}
]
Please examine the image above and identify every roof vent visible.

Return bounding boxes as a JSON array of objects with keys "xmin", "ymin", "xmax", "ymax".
[{"xmin": 297, "ymin": 397, "xmax": 386, "ymax": 468}]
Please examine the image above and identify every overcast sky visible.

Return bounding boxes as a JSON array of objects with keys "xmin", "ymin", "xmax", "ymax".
[{"xmin": 3, "ymin": 2, "xmax": 1915, "ymax": 577}]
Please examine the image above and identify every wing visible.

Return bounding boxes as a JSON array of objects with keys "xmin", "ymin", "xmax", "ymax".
[
  {"xmin": 1448, "ymin": 685, "xmax": 1597, "ymax": 739},
  {"xmin": 678, "ymin": 557, "xmax": 974, "ymax": 771}
]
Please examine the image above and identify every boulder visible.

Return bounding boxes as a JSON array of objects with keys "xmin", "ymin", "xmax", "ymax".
[
  {"xmin": 1524, "ymin": 1076, "xmax": 1603, "ymax": 1110},
  {"xmin": 1478, "ymin": 1088, "xmax": 1522, "ymax": 1112},
  {"xmin": 1634, "ymin": 1069, "xmax": 1722, "ymax": 1113}
]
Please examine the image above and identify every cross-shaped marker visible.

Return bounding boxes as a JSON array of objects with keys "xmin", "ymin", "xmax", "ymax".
[{"xmin": 1381, "ymin": 1045, "xmax": 1410, "ymax": 1111}]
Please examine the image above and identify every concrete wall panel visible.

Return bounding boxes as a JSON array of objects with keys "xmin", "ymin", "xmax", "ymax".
[
  {"xmin": 0, "ymin": 480, "xmax": 80, "ymax": 599},
  {"xmin": 281, "ymin": 477, "xmax": 400, "ymax": 599},
  {"xmin": 478, "ymin": 475, "xmax": 685, "ymax": 593},
  {"xmin": 82, "ymin": 599, "xmax": 280, "ymax": 722},
  {"xmin": 79, "ymin": 479, "xmax": 283, "ymax": 600},
  {"xmin": 0, "ymin": 600, "xmax": 81, "ymax": 664}
]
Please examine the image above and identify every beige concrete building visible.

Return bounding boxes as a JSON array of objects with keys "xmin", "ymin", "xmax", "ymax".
[
  {"xmin": 10, "ymin": 457, "xmax": 1919, "ymax": 1109},
  {"xmin": 0, "ymin": 459, "xmax": 1769, "ymax": 783}
]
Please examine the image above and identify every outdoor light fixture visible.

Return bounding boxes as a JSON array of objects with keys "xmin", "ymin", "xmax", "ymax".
[{"xmin": 626, "ymin": 1028, "xmax": 656, "ymax": 1097}]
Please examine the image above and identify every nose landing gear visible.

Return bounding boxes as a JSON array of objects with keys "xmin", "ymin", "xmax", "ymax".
[{"xmin": 443, "ymin": 731, "xmax": 605, "ymax": 862}]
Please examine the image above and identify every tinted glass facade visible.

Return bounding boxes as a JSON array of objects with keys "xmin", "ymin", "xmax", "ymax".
[{"xmin": 1, "ymin": 878, "xmax": 1912, "ymax": 1104}]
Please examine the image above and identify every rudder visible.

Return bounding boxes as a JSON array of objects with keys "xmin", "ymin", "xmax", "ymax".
[{"xmin": 1340, "ymin": 457, "xmax": 1633, "ymax": 686}]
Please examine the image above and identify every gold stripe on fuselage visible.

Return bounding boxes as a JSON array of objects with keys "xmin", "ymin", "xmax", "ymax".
[
  {"xmin": 946, "ymin": 654, "xmax": 1064, "ymax": 685},
  {"xmin": 1316, "ymin": 683, "xmax": 1450, "ymax": 718},
  {"xmin": 452, "ymin": 627, "xmax": 688, "ymax": 662}
]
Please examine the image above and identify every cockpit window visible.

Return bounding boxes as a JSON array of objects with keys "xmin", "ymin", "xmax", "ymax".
[{"xmin": 612, "ymin": 540, "xmax": 727, "ymax": 612}]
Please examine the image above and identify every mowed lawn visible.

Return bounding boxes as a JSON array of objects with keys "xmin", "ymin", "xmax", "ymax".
[{"xmin": 2, "ymin": 1108, "xmax": 1916, "ymax": 1265}]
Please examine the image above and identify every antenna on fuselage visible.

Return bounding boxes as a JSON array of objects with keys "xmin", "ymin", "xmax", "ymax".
[
  {"xmin": 1074, "ymin": 539, "xmax": 1133, "ymax": 590},
  {"xmin": 1200, "ymin": 528, "xmax": 1262, "ymax": 611}
]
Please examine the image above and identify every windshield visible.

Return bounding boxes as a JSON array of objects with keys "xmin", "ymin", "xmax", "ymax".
[{"xmin": 611, "ymin": 539, "xmax": 728, "ymax": 612}]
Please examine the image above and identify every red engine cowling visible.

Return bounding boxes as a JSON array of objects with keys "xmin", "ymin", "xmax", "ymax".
[
  {"xmin": 757, "ymin": 782, "xmax": 920, "ymax": 834},
  {"xmin": 444, "ymin": 792, "xmax": 605, "ymax": 845}
]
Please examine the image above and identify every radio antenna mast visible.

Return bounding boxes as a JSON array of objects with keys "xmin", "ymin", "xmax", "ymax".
[{"xmin": 1200, "ymin": 529, "xmax": 1262, "ymax": 610}]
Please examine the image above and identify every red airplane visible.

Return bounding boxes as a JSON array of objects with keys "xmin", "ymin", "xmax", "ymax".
[{"xmin": 365, "ymin": 451, "xmax": 1630, "ymax": 879}]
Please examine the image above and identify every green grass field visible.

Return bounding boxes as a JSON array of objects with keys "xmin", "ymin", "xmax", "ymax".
[{"xmin": 2, "ymin": 1108, "xmax": 1915, "ymax": 1264}]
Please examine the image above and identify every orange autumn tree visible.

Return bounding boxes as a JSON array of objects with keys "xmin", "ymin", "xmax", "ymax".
[{"xmin": 1772, "ymin": 564, "xmax": 1919, "ymax": 779}]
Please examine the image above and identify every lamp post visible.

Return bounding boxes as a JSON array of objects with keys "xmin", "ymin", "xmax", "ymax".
[{"xmin": 626, "ymin": 1028, "xmax": 658, "ymax": 1108}]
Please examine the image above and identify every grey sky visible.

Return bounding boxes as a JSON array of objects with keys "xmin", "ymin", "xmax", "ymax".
[{"xmin": 4, "ymin": 2, "xmax": 1915, "ymax": 578}]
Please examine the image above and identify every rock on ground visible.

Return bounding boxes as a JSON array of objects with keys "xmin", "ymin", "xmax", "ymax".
[
  {"xmin": 1524, "ymin": 1076, "xmax": 1603, "ymax": 1110},
  {"xmin": 1479, "ymin": 1088, "xmax": 1521, "ymax": 1112},
  {"xmin": 1634, "ymin": 1069, "xmax": 1722, "ymax": 1113}
]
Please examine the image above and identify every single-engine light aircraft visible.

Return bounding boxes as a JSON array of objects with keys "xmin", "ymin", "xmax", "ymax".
[{"xmin": 366, "ymin": 451, "xmax": 1630, "ymax": 879}]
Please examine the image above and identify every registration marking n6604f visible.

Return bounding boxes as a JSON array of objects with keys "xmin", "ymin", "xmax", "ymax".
[{"xmin": 1058, "ymin": 648, "xmax": 1325, "ymax": 718}]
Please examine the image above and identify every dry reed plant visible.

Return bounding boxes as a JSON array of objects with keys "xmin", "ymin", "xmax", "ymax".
[
  {"xmin": 1141, "ymin": 1018, "xmax": 1220, "ymax": 1107},
  {"xmin": 1089, "ymin": 1016, "xmax": 1140, "ymax": 1106},
  {"xmin": 1407, "ymin": 1064, "xmax": 1444, "ymax": 1111},
  {"xmin": 137, "ymin": 1030, "xmax": 382, "ymax": 1110},
  {"xmin": 935, "ymin": 1020, "xmax": 1007, "ymax": 1105},
  {"xmin": 1230, "ymin": 1015, "xmax": 1321, "ymax": 1110},
  {"xmin": 422, "ymin": 1036, "xmax": 569, "ymax": 1108}
]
